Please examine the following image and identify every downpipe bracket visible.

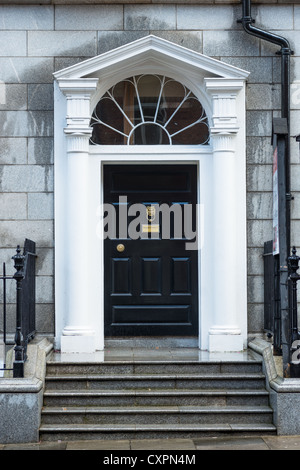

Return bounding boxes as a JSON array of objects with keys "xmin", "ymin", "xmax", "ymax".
[
  {"xmin": 237, "ymin": 17, "xmax": 255, "ymax": 24},
  {"xmin": 276, "ymin": 48, "xmax": 294, "ymax": 56}
]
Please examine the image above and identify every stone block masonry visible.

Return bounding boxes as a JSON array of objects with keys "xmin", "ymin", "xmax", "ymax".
[
  {"xmin": 0, "ymin": 2, "xmax": 299, "ymax": 341},
  {"xmin": 0, "ymin": 5, "xmax": 55, "ymax": 338}
]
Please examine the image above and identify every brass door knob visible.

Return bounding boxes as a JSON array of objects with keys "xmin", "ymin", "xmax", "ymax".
[{"xmin": 116, "ymin": 243, "xmax": 125, "ymax": 253}]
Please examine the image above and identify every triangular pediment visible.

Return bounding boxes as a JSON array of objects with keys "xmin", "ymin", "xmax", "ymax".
[{"xmin": 53, "ymin": 35, "xmax": 249, "ymax": 82}]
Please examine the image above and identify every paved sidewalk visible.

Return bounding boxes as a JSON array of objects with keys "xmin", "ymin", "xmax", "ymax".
[{"xmin": 2, "ymin": 436, "xmax": 300, "ymax": 451}]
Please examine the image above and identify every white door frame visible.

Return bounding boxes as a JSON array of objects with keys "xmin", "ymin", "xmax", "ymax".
[
  {"xmin": 53, "ymin": 35, "xmax": 249, "ymax": 353},
  {"xmin": 90, "ymin": 147, "xmax": 211, "ymax": 351}
]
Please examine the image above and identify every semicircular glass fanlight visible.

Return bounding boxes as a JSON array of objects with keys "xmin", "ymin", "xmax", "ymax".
[{"xmin": 90, "ymin": 75, "xmax": 210, "ymax": 146}]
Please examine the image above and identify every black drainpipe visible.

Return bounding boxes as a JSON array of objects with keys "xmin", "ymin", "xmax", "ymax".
[
  {"xmin": 238, "ymin": 0, "xmax": 293, "ymax": 374},
  {"xmin": 238, "ymin": 0, "xmax": 292, "ymax": 252}
]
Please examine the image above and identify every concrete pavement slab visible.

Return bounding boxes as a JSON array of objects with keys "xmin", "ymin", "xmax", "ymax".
[
  {"xmin": 194, "ymin": 437, "xmax": 270, "ymax": 450},
  {"xmin": 130, "ymin": 438, "xmax": 196, "ymax": 450},
  {"xmin": 66, "ymin": 439, "xmax": 131, "ymax": 450},
  {"xmin": 3, "ymin": 441, "xmax": 67, "ymax": 450},
  {"xmin": 262, "ymin": 436, "xmax": 300, "ymax": 450}
]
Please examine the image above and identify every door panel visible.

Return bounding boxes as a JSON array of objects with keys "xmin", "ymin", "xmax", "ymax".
[
  {"xmin": 112, "ymin": 305, "xmax": 191, "ymax": 324},
  {"xmin": 141, "ymin": 258, "xmax": 162, "ymax": 295},
  {"xmin": 111, "ymin": 258, "xmax": 132, "ymax": 295},
  {"xmin": 171, "ymin": 257, "xmax": 191, "ymax": 294},
  {"xmin": 104, "ymin": 164, "xmax": 198, "ymax": 336}
]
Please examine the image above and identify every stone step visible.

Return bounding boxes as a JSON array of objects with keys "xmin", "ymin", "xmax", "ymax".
[
  {"xmin": 41, "ymin": 405, "xmax": 274, "ymax": 425},
  {"xmin": 44, "ymin": 373, "xmax": 266, "ymax": 390},
  {"xmin": 45, "ymin": 360, "xmax": 263, "ymax": 376},
  {"xmin": 41, "ymin": 355, "xmax": 274, "ymax": 442},
  {"xmin": 39, "ymin": 422, "xmax": 277, "ymax": 442},
  {"xmin": 43, "ymin": 388, "xmax": 270, "ymax": 407}
]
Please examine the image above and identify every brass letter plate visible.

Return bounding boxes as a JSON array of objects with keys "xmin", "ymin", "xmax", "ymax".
[{"xmin": 142, "ymin": 224, "xmax": 160, "ymax": 233}]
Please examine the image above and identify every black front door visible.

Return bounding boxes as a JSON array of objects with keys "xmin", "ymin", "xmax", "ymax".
[{"xmin": 104, "ymin": 164, "xmax": 198, "ymax": 337}]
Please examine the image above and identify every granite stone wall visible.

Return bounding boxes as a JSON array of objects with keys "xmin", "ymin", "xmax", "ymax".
[{"xmin": 0, "ymin": 3, "xmax": 299, "ymax": 340}]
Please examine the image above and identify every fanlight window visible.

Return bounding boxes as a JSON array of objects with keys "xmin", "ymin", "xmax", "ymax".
[{"xmin": 90, "ymin": 75, "xmax": 209, "ymax": 145}]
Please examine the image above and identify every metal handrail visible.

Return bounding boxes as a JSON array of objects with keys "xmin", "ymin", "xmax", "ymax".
[
  {"xmin": 0, "ymin": 240, "xmax": 37, "ymax": 378},
  {"xmin": 0, "ymin": 263, "xmax": 14, "ymax": 372}
]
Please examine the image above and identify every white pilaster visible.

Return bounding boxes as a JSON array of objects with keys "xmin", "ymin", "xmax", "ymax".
[
  {"xmin": 206, "ymin": 78, "xmax": 244, "ymax": 352},
  {"xmin": 58, "ymin": 78, "xmax": 99, "ymax": 353}
]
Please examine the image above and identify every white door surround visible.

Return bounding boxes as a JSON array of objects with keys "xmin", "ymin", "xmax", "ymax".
[{"xmin": 53, "ymin": 35, "xmax": 249, "ymax": 353}]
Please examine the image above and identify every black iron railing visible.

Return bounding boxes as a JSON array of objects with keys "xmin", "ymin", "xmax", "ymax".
[
  {"xmin": 1, "ymin": 240, "xmax": 36, "ymax": 378},
  {"xmin": 0, "ymin": 261, "xmax": 14, "ymax": 371},
  {"xmin": 288, "ymin": 247, "xmax": 300, "ymax": 377},
  {"xmin": 263, "ymin": 241, "xmax": 281, "ymax": 355},
  {"xmin": 264, "ymin": 241, "xmax": 300, "ymax": 377}
]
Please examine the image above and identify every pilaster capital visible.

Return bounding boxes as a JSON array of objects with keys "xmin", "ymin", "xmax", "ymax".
[
  {"xmin": 56, "ymin": 77, "xmax": 99, "ymax": 152},
  {"xmin": 205, "ymin": 78, "xmax": 244, "ymax": 130},
  {"xmin": 64, "ymin": 128, "xmax": 92, "ymax": 153},
  {"xmin": 57, "ymin": 77, "xmax": 99, "ymax": 96},
  {"xmin": 210, "ymin": 129, "xmax": 238, "ymax": 152},
  {"xmin": 205, "ymin": 77, "xmax": 244, "ymax": 94}
]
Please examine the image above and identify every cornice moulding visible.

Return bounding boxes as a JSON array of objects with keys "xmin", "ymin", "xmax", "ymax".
[
  {"xmin": 53, "ymin": 35, "xmax": 250, "ymax": 82},
  {"xmin": 57, "ymin": 77, "xmax": 99, "ymax": 94}
]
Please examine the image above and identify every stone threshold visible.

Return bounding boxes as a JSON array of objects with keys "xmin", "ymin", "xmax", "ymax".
[{"xmin": 105, "ymin": 336, "xmax": 199, "ymax": 349}]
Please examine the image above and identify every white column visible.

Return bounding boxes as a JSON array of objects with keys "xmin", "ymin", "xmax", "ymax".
[
  {"xmin": 209, "ymin": 131, "xmax": 243, "ymax": 352},
  {"xmin": 58, "ymin": 78, "xmax": 99, "ymax": 353},
  {"xmin": 205, "ymin": 78, "xmax": 244, "ymax": 352}
]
